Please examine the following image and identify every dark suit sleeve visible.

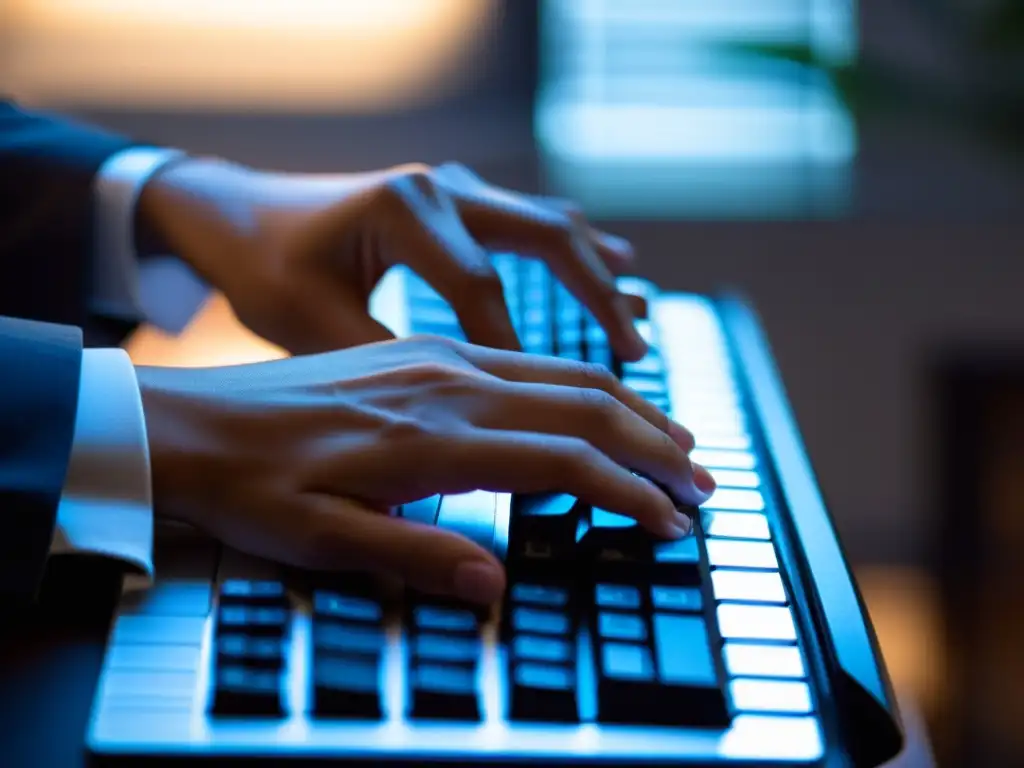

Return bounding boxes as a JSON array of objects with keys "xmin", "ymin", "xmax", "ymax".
[
  {"xmin": 0, "ymin": 315, "xmax": 83, "ymax": 604},
  {"xmin": 0, "ymin": 100, "xmax": 135, "ymax": 334}
]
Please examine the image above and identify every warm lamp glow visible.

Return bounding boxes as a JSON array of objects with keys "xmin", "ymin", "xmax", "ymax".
[
  {"xmin": 3, "ymin": 0, "xmax": 498, "ymax": 110},
  {"xmin": 126, "ymin": 294, "xmax": 285, "ymax": 368}
]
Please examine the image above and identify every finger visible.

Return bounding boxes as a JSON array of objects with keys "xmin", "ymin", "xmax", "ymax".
[
  {"xmin": 540, "ymin": 198, "xmax": 636, "ymax": 277},
  {"xmin": 383, "ymin": 173, "xmax": 520, "ymax": 352},
  {"xmin": 295, "ymin": 494, "xmax": 506, "ymax": 605},
  {"xmin": 476, "ymin": 382, "xmax": 707, "ymax": 506},
  {"xmin": 432, "ymin": 165, "xmax": 645, "ymax": 359},
  {"xmin": 461, "ymin": 202, "xmax": 647, "ymax": 361},
  {"xmin": 622, "ymin": 291, "xmax": 648, "ymax": 320},
  {"xmin": 455, "ymin": 346, "xmax": 695, "ymax": 451},
  {"xmin": 402, "ymin": 430, "xmax": 689, "ymax": 537},
  {"xmin": 590, "ymin": 228, "xmax": 636, "ymax": 275},
  {"xmin": 439, "ymin": 171, "xmax": 635, "ymax": 277}
]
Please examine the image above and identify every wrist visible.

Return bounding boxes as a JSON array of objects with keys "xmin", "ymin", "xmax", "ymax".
[
  {"xmin": 135, "ymin": 157, "xmax": 259, "ymax": 285},
  {"xmin": 135, "ymin": 365, "xmax": 227, "ymax": 526}
]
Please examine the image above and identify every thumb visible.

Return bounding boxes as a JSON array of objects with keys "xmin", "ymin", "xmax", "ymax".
[{"xmin": 296, "ymin": 494, "xmax": 506, "ymax": 605}]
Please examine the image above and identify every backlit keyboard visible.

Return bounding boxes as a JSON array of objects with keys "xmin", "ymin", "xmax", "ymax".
[{"xmin": 86, "ymin": 258, "xmax": 903, "ymax": 766}]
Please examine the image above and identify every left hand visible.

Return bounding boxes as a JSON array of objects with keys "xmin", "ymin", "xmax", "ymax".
[{"xmin": 138, "ymin": 159, "xmax": 649, "ymax": 359}]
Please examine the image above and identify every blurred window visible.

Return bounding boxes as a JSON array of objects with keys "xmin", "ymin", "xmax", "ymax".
[{"xmin": 535, "ymin": 0, "xmax": 858, "ymax": 218}]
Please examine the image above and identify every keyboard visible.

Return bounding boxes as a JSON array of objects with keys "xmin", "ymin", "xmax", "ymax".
[{"xmin": 86, "ymin": 256, "xmax": 903, "ymax": 766}]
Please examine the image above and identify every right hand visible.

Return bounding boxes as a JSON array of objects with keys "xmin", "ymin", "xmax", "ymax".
[{"xmin": 136, "ymin": 336, "xmax": 716, "ymax": 605}]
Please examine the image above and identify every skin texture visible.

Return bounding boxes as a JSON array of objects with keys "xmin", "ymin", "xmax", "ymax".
[{"xmin": 135, "ymin": 160, "xmax": 716, "ymax": 604}]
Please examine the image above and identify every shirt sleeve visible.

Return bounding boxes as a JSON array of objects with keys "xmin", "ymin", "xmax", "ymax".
[
  {"xmin": 91, "ymin": 147, "xmax": 211, "ymax": 334},
  {"xmin": 50, "ymin": 348, "xmax": 154, "ymax": 586}
]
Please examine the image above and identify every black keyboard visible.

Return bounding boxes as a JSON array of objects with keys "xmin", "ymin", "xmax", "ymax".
[{"xmin": 86, "ymin": 257, "xmax": 904, "ymax": 766}]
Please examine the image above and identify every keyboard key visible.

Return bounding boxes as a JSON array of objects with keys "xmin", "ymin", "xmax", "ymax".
[
  {"xmin": 217, "ymin": 605, "xmax": 289, "ymax": 637},
  {"xmin": 623, "ymin": 376, "xmax": 665, "ymax": 399},
  {"xmin": 598, "ymin": 612, "xmax": 647, "ymax": 642},
  {"xmin": 510, "ymin": 583, "xmax": 570, "ymax": 608},
  {"xmin": 436, "ymin": 491, "xmax": 497, "ymax": 553},
  {"xmin": 708, "ymin": 469, "xmax": 761, "ymax": 488},
  {"xmin": 595, "ymin": 584, "xmax": 641, "ymax": 610},
  {"xmin": 313, "ymin": 592, "xmax": 382, "ymax": 623},
  {"xmin": 413, "ymin": 634, "xmax": 481, "ymax": 665},
  {"xmin": 652, "ymin": 536, "xmax": 701, "ymax": 584},
  {"xmin": 690, "ymin": 449, "xmax": 756, "ymax": 470},
  {"xmin": 219, "ymin": 580, "xmax": 286, "ymax": 605},
  {"xmin": 602, "ymin": 642, "xmax": 654, "ymax": 680},
  {"xmin": 706, "ymin": 540, "xmax": 778, "ymax": 569},
  {"xmin": 522, "ymin": 327, "xmax": 553, "ymax": 355},
  {"xmin": 717, "ymin": 604, "xmax": 797, "ymax": 642},
  {"xmin": 313, "ymin": 654, "xmax": 382, "ymax": 719},
  {"xmin": 695, "ymin": 434, "xmax": 753, "ymax": 451},
  {"xmin": 730, "ymin": 679, "xmax": 813, "ymax": 714},
  {"xmin": 703, "ymin": 511, "xmax": 771, "ymax": 540},
  {"xmin": 622, "ymin": 352, "xmax": 663, "ymax": 378},
  {"xmin": 512, "ymin": 607, "xmax": 570, "ymax": 636},
  {"xmin": 724, "ymin": 643, "xmax": 806, "ymax": 678},
  {"xmin": 513, "ymin": 635, "xmax": 573, "ymax": 664},
  {"xmin": 217, "ymin": 635, "xmax": 285, "ymax": 671},
  {"xmin": 410, "ymin": 663, "xmax": 481, "ymax": 721},
  {"xmin": 509, "ymin": 494, "xmax": 581, "ymax": 575},
  {"xmin": 212, "ymin": 666, "xmax": 283, "ymax": 717},
  {"xmin": 313, "ymin": 622, "xmax": 386, "ymax": 657},
  {"xmin": 651, "ymin": 586, "xmax": 703, "ymax": 613},
  {"xmin": 643, "ymin": 613, "xmax": 732, "ymax": 727},
  {"xmin": 706, "ymin": 489, "xmax": 765, "ymax": 511},
  {"xmin": 597, "ymin": 620, "xmax": 729, "ymax": 727},
  {"xmin": 653, "ymin": 614, "xmax": 718, "ymax": 687},
  {"xmin": 413, "ymin": 606, "xmax": 479, "ymax": 635},
  {"xmin": 712, "ymin": 570, "xmax": 787, "ymax": 604},
  {"xmin": 400, "ymin": 495, "xmax": 441, "ymax": 526},
  {"xmin": 578, "ymin": 508, "xmax": 654, "ymax": 581},
  {"xmin": 510, "ymin": 662, "xmax": 578, "ymax": 722}
]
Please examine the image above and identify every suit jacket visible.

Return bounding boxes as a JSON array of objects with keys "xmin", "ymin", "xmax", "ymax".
[{"xmin": 0, "ymin": 101, "xmax": 135, "ymax": 603}]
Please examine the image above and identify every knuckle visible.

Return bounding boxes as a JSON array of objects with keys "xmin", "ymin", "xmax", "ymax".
[
  {"xmin": 407, "ymin": 332, "xmax": 457, "ymax": 352},
  {"xmin": 553, "ymin": 197, "xmax": 584, "ymax": 221},
  {"xmin": 392, "ymin": 360, "xmax": 460, "ymax": 387},
  {"xmin": 578, "ymin": 386, "xmax": 618, "ymax": 415},
  {"xmin": 574, "ymin": 360, "xmax": 617, "ymax": 391},
  {"xmin": 377, "ymin": 164, "xmax": 436, "ymax": 208},
  {"xmin": 553, "ymin": 437, "xmax": 596, "ymax": 479}
]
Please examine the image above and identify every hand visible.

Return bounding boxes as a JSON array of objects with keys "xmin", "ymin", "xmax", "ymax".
[
  {"xmin": 137, "ymin": 336, "xmax": 716, "ymax": 604},
  {"xmin": 137, "ymin": 159, "xmax": 648, "ymax": 359}
]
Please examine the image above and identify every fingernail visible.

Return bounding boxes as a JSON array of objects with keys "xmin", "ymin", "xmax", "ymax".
[
  {"xmin": 693, "ymin": 463, "xmax": 717, "ymax": 496},
  {"xmin": 673, "ymin": 509, "xmax": 693, "ymax": 535},
  {"xmin": 669, "ymin": 422, "xmax": 695, "ymax": 452},
  {"xmin": 453, "ymin": 561, "xmax": 505, "ymax": 605},
  {"xmin": 663, "ymin": 520, "xmax": 691, "ymax": 539}
]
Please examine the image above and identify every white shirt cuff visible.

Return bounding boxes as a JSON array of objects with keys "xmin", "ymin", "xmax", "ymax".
[
  {"xmin": 92, "ymin": 147, "xmax": 211, "ymax": 334},
  {"xmin": 51, "ymin": 348, "xmax": 154, "ymax": 585}
]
